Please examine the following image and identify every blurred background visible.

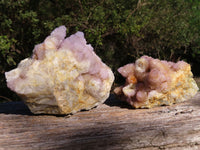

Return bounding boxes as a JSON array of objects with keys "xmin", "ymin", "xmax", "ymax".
[{"xmin": 0, "ymin": 0, "xmax": 200, "ymax": 102}]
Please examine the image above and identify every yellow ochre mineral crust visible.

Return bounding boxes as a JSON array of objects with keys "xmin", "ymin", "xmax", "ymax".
[
  {"xmin": 5, "ymin": 26, "xmax": 114, "ymax": 115},
  {"xmin": 114, "ymin": 56, "xmax": 199, "ymax": 108}
]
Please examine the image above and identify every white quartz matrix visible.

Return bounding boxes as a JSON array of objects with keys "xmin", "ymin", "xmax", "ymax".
[
  {"xmin": 5, "ymin": 26, "xmax": 114, "ymax": 115},
  {"xmin": 114, "ymin": 56, "xmax": 199, "ymax": 108}
]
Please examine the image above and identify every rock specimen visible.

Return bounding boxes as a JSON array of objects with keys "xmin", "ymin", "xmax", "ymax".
[
  {"xmin": 5, "ymin": 26, "xmax": 114, "ymax": 115},
  {"xmin": 114, "ymin": 56, "xmax": 199, "ymax": 108}
]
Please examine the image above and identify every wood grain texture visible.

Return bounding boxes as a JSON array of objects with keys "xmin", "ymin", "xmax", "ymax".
[{"xmin": 0, "ymin": 93, "xmax": 200, "ymax": 150}]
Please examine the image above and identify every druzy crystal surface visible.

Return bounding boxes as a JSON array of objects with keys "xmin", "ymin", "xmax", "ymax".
[
  {"xmin": 114, "ymin": 56, "xmax": 199, "ymax": 108},
  {"xmin": 5, "ymin": 26, "xmax": 114, "ymax": 114}
]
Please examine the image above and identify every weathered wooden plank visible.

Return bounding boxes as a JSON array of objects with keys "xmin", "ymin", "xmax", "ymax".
[{"xmin": 0, "ymin": 93, "xmax": 200, "ymax": 150}]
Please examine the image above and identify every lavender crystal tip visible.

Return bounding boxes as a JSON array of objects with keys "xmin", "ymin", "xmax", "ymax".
[
  {"xmin": 5, "ymin": 25, "xmax": 114, "ymax": 115},
  {"xmin": 114, "ymin": 56, "xmax": 199, "ymax": 108}
]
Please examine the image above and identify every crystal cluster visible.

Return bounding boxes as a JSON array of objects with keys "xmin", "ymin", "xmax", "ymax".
[
  {"xmin": 114, "ymin": 56, "xmax": 199, "ymax": 108},
  {"xmin": 5, "ymin": 26, "xmax": 114, "ymax": 115}
]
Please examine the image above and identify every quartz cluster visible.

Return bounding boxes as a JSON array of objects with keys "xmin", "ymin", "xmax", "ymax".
[
  {"xmin": 114, "ymin": 56, "xmax": 199, "ymax": 108},
  {"xmin": 5, "ymin": 26, "xmax": 114, "ymax": 115}
]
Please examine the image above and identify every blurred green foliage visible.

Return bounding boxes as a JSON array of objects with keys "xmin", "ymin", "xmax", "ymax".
[{"xmin": 0, "ymin": 0, "xmax": 200, "ymax": 101}]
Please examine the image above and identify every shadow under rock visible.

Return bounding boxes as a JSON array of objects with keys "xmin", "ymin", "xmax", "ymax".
[
  {"xmin": 0, "ymin": 101, "xmax": 67, "ymax": 117},
  {"xmin": 191, "ymin": 92, "xmax": 200, "ymax": 107},
  {"xmin": 0, "ymin": 94, "xmax": 134, "ymax": 115},
  {"xmin": 104, "ymin": 94, "xmax": 133, "ymax": 109},
  {"xmin": 0, "ymin": 101, "xmax": 33, "ymax": 115}
]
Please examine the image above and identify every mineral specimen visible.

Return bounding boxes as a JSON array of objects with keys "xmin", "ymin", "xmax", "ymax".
[
  {"xmin": 5, "ymin": 26, "xmax": 114, "ymax": 115},
  {"xmin": 114, "ymin": 56, "xmax": 199, "ymax": 108}
]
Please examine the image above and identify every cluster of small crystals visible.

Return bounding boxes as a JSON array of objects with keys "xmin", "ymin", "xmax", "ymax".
[
  {"xmin": 114, "ymin": 56, "xmax": 199, "ymax": 108},
  {"xmin": 5, "ymin": 26, "xmax": 114, "ymax": 115}
]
